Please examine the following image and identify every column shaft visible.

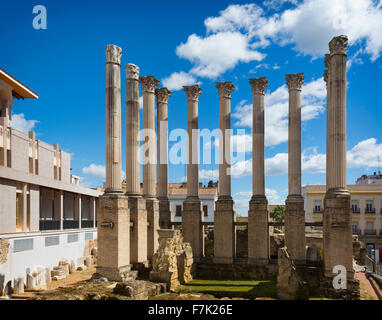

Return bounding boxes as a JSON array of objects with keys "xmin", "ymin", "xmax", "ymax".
[
  {"xmin": 182, "ymin": 85, "xmax": 204, "ymax": 261},
  {"xmin": 125, "ymin": 64, "xmax": 141, "ymax": 195},
  {"xmin": 214, "ymin": 82, "xmax": 236, "ymax": 263},
  {"xmin": 248, "ymin": 77, "xmax": 269, "ymax": 265},
  {"xmin": 156, "ymin": 88, "xmax": 174, "ymax": 229},
  {"xmin": 285, "ymin": 73, "xmax": 306, "ymax": 263},
  {"xmin": 105, "ymin": 45, "xmax": 122, "ymax": 193}
]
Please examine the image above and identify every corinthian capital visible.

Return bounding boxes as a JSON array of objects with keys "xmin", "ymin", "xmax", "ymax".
[
  {"xmin": 329, "ymin": 35, "xmax": 348, "ymax": 56},
  {"xmin": 183, "ymin": 85, "xmax": 202, "ymax": 102},
  {"xmin": 155, "ymin": 88, "xmax": 172, "ymax": 104},
  {"xmin": 216, "ymin": 81, "xmax": 235, "ymax": 99},
  {"xmin": 324, "ymin": 54, "xmax": 330, "ymax": 69},
  {"xmin": 139, "ymin": 76, "xmax": 159, "ymax": 93},
  {"xmin": 125, "ymin": 64, "xmax": 139, "ymax": 80},
  {"xmin": 323, "ymin": 70, "xmax": 328, "ymax": 84},
  {"xmin": 286, "ymin": 73, "xmax": 304, "ymax": 91},
  {"xmin": 249, "ymin": 77, "xmax": 268, "ymax": 95},
  {"xmin": 105, "ymin": 45, "xmax": 122, "ymax": 64}
]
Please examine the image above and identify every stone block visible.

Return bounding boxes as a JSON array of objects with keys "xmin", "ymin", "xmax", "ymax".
[
  {"xmin": 146, "ymin": 198, "xmax": 159, "ymax": 261},
  {"xmin": 13, "ymin": 277, "xmax": 24, "ymax": 294},
  {"xmin": 129, "ymin": 196, "xmax": 148, "ymax": 265}
]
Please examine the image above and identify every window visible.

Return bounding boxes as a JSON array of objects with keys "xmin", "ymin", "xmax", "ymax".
[
  {"xmin": 352, "ymin": 223, "xmax": 358, "ymax": 234},
  {"xmin": 366, "ymin": 222, "xmax": 373, "ymax": 231},
  {"xmin": 203, "ymin": 205, "xmax": 208, "ymax": 217},
  {"xmin": 366, "ymin": 200, "xmax": 373, "ymax": 213},
  {"xmin": 352, "ymin": 201, "xmax": 359, "ymax": 213},
  {"xmin": 175, "ymin": 205, "xmax": 182, "ymax": 217},
  {"xmin": 314, "ymin": 200, "xmax": 321, "ymax": 213}
]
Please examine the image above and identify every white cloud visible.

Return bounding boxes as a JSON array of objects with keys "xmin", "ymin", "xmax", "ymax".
[
  {"xmin": 11, "ymin": 113, "xmax": 38, "ymax": 133},
  {"xmin": 199, "ymin": 169, "xmax": 219, "ymax": 180},
  {"xmin": 348, "ymin": 138, "xmax": 382, "ymax": 168},
  {"xmin": 82, "ymin": 164, "xmax": 105, "ymax": 181},
  {"xmin": 232, "ymin": 77, "xmax": 326, "ymax": 147},
  {"xmin": 176, "ymin": 32, "xmax": 265, "ymax": 79},
  {"xmin": 235, "ymin": 191, "xmax": 252, "ymax": 197},
  {"xmin": 161, "ymin": 72, "xmax": 199, "ymax": 91},
  {"xmin": 266, "ymin": 188, "xmax": 283, "ymax": 204}
]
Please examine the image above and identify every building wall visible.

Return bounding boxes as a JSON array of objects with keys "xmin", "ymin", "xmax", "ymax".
[
  {"xmin": 60, "ymin": 151, "xmax": 71, "ymax": 184},
  {"xmin": 37, "ymin": 141, "xmax": 54, "ymax": 180},
  {"xmin": 10, "ymin": 129, "xmax": 29, "ymax": 173},
  {"xmin": 0, "ymin": 178, "xmax": 17, "ymax": 233},
  {"xmin": 0, "ymin": 229, "xmax": 97, "ymax": 293},
  {"xmin": 29, "ymin": 184, "xmax": 40, "ymax": 232}
]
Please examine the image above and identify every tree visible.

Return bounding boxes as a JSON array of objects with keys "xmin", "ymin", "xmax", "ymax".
[{"xmin": 271, "ymin": 205, "xmax": 285, "ymax": 222}]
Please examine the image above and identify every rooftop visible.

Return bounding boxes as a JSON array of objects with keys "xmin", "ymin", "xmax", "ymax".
[{"xmin": 0, "ymin": 67, "xmax": 38, "ymax": 99}]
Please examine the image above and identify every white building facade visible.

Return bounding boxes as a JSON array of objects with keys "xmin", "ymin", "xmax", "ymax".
[{"xmin": 0, "ymin": 68, "xmax": 102, "ymax": 296}]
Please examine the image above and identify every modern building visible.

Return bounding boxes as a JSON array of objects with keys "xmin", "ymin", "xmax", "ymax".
[
  {"xmin": 0, "ymin": 68, "xmax": 102, "ymax": 294},
  {"xmin": 303, "ymin": 183, "xmax": 382, "ymax": 257}
]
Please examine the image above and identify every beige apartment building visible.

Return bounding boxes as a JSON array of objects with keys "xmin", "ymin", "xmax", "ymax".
[
  {"xmin": 0, "ymin": 68, "xmax": 102, "ymax": 294},
  {"xmin": 303, "ymin": 183, "xmax": 382, "ymax": 256}
]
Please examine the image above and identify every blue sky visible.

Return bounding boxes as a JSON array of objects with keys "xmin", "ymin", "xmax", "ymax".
[{"xmin": 1, "ymin": 0, "xmax": 382, "ymax": 215}]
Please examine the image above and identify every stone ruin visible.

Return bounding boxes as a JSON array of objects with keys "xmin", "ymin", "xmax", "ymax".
[{"xmin": 149, "ymin": 229, "xmax": 194, "ymax": 291}]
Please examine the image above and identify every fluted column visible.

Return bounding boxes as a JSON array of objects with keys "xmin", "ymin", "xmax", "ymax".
[
  {"xmin": 156, "ymin": 88, "xmax": 174, "ymax": 229},
  {"xmin": 140, "ymin": 75, "xmax": 160, "ymax": 260},
  {"xmin": 248, "ymin": 77, "xmax": 269, "ymax": 265},
  {"xmin": 285, "ymin": 73, "xmax": 306, "ymax": 263},
  {"xmin": 214, "ymin": 81, "xmax": 236, "ymax": 263},
  {"xmin": 125, "ymin": 64, "xmax": 141, "ymax": 196},
  {"xmin": 97, "ymin": 45, "xmax": 133, "ymax": 281},
  {"xmin": 324, "ymin": 54, "xmax": 333, "ymax": 191},
  {"xmin": 105, "ymin": 45, "xmax": 122, "ymax": 193},
  {"xmin": 182, "ymin": 85, "xmax": 204, "ymax": 261},
  {"xmin": 140, "ymin": 76, "xmax": 159, "ymax": 199},
  {"xmin": 323, "ymin": 35, "xmax": 353, "ymax": 280}
]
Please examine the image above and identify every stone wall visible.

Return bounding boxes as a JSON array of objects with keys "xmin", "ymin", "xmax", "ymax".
[{"xmin": 150, "ymin": 229, "xmax": 195, "ymax": 291}]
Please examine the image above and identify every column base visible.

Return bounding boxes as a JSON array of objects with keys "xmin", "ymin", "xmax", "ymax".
[
  {"xmin": 323, "ymin": 189, "xmax": 353, "ymax": 279},
  {"xmin": 182, "ymin": 199, "xmax": 204, "ymax": 262},
  {"xmin": 128, "ymin": 196, "xmax": 148, "ymax": 265},
  {"xmin": 285, "ymin": 195, "xmax": 306, "ymax": 263},
  {"xmin": 95, "ymin": 265, "xmax": 137, "ymax": 282},
  {"xmin": 97, "ymin": 194, "xmax": 131, "ymax": 279},
  {"xmin": 158, "ymin": 198, "xmax": 174, "ymax": 229},
  {"xmin": 214, "ymin": 198, "xmax": 236, "ymax": 264},
  {"xmin": 146, "ymin": 197, "xmax": 159, "ymax": 261},
  {"xmin": 248, "ymin": 195, "xmax": 269, "ymax": 265}
]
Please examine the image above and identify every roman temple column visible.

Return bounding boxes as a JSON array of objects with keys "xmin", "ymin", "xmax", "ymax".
[
  {"xmin": 140, "ymin": 75, "xmax": 160, "ymax": 261},
  {"xmin": 323, "ymin": 35, "xmax": 354, "ymax": 280},
  {"xmin": 97, "ymin": 45, "xmax": 134, "ymax": 281},
  {"xmin": 182, "ymin": 85, "xmax": 204, "ymax": 262},
  {"xmin": 284, "ymin": 73, "xmax": 306, "ymax": 264},
  {"xmin": 248, "ymin": 77, "xmax": 269, "ymax": 265},
  {"xmin": 125, "ymin": 64, "xmax": 148, "ymax": 266},
  {"xmin": 214, "ymin": 81, "xmax": 236, "ymax": 264},
  {"xmin": 155, "ymin": 87, "xmax": 174, "ymax": 229}
]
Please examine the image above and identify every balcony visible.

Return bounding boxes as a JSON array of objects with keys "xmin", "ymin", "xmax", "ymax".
[
  {"xmin": 63, "ymin": 220, "xmax": 79, "ymax": 229},
  {"xmin": 81, "ymin": 220, "xmax": 95, "ymax": 228},
  {"xmin": 364, "ymin": 229, "xmax": 377, "ymax": 235},
  {"xmin": 365, "ymin": 208, "xmax": 376, "ymax": 214},
  {"xmin": 39, "ymin": 219, "xmax": 60, "ymax": 231},
  {"xmin": 352, "ymin": 230, "xmax": 361, "ymax": 235},
  {"xmin": 352, "ymin": 208, "xmax": 360, "ymax": 214},
  {"xmin": 313, "ymin": 208, "xmax": 322, "ymax": 213}
]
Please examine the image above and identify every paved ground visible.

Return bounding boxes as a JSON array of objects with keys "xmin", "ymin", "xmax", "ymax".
[{"xmin": 356, "ymin": 272, "xmax": 379, "ymax": 300}]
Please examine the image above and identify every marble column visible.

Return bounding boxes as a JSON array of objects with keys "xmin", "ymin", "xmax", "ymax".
[
  {"xmin": 214, "ymin": 81, "xmax": 236, "ymax": 263},
  {"xmin": 284, "ymin": 73, "xmax": 306, "ymax": 263},
  {"xmin": 155, "ymin": 87, "xmax": 174, "ymax": 229},
  {"xmin": 323, "ymin": 35, "xmax": 353, "ymax": 280},
  {"xmin": 140, "ymin": 75, "xmax": 159, "ymax": 261},
  {"xmin": 125, "ymin": 64, "xmax": 148, "ymax": 267},
  {"xmin": 182, "ymin": 85, "xmax": 204, "ymax": 262},
  {"xmin": 105, "ymin": 45, "xmax": 123, "ymax": 194},
  {"xmin": 97, "ymin": 45, "xmax": 134, "ymax": 281},
  {"xmin": 248, "ymin": 77, "xmax": 269, "ymax": 265}
]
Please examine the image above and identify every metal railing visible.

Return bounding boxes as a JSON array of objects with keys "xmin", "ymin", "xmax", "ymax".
[
  {"xmin": 365, "ymin": 208, "xmax": 376, "ymax": 214},
  {"xmin": 39, "ymin": 219, "xmax": 60, "ymax": 231},
  {"xmin": 364, "ymin": 229, "xmax": 377, "ymax": 235},
  {"xmin": 352, "ymin": 208, "xmax": 360, "ymax": 213},
  {"xmin": 81, "ymin": 220, "xmax": 95, "ymax": 228},
  {"xmin": 63, "ymin": 220, "xmax": 79, "ymax": 229}
]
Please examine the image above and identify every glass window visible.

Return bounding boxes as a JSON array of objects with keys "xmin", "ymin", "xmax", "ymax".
[
  {"xmin": 366, "ymin": 222, "xmax": 373, "ymax": 231},
  {"xmin": 352, "ymin": 223, "xmax": 358, "ymax": 233},
  {"xmin": 314, "ymin": 200, "xmax": 321, "ymax": 212},
  {"xmin": 203, "ymin": 205, "xmax": 208, "ymax": 217},
  {"xmin": 175, "ymin": 205, "xmax": 182, "ymax": 217}
]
